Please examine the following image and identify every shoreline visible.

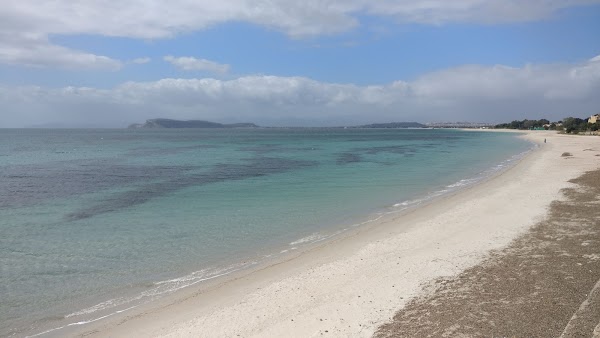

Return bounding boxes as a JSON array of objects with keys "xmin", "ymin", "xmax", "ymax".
[
  {"xmin": 51, "ymin": 131, "xmax": 599, "ymax": 337},
  {"xmin": 24, "ymin": 131, "xmax": 534, "ymax": 337}
]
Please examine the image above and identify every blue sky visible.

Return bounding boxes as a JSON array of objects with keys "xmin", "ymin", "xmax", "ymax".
[{"xmin": 1, "ymin": 1, "xmax": 600, "ymax": 127}]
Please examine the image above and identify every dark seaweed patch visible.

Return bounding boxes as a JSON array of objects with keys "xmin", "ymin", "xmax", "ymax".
[
  {"xmin": 0, "ymin": 160, "xmax": 199, "ymax": 209},
  {"xmin": 336, "ymin": 153, "xmax": 363, "ymax": 165},
  {"xmin": 125, "ymin": 144, "xmax": 220, "ymax": 157},
  {"xmin": 354, "ymin": 145, "xmax": 417, "ymax": 155},
  {"xmin": 365, "ymin": 146, "xmax": 416, "ymax": 155},
  {"xmin": 238, "ymin": 144, "xmax": 319, "ymax": 154},
  {"xmin": 238, "ymin": 144, "xmax": 284, "ymax": 154},
  {"xmin": 66, "ymin": 157, "xmax": 317, "ymax": 221}
]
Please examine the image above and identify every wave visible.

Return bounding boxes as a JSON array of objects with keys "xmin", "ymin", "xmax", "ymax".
[
  {"xmin": 391, "ymin": 142, "xmax": 534, "ymax": 212},
  {"xmin": 289, "ymin": 233, "xmax": 328, "ymax": 245},
  {"xmin": 30, "ymin": 261, "xmax": 260, "ymax": 337}
]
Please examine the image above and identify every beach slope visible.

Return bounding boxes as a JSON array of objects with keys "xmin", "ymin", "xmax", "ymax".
[{"xmin": 376, "ymin": 154, "xmax": 600, "ymax": 337}]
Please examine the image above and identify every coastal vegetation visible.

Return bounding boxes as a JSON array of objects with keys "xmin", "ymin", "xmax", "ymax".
[
  {"xmin": 494, "ymin": 116, "xmax": 599, "ymax": 134},
  {"xmin": 494, "ymin": 119, "xmax": 550, "ymax": 130}
]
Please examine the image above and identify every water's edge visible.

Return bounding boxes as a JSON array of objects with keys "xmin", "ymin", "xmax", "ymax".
[{"xmin": 25, "ymin": 132, "xmax": 537, "ymax": 338}]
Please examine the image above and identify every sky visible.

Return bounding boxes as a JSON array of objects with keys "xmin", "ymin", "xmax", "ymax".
[{"xmin": 1, "ymin": 1, "xmax": 600, "ymax": 128}]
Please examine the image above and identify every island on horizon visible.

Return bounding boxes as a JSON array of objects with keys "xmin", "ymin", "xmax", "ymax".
[{"xmin": 128, "ymin": 118, "xmax": 259, "ymax": 129}]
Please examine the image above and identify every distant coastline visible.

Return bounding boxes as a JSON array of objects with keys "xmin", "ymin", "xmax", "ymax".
[{"xmin": 127, "ymin": 118, "xmax": 427, "ymax": 129}]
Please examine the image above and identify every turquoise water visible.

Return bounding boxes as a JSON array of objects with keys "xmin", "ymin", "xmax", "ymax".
[{"xmin": 0, "ymin": 128, "xmax": 531, "ymax": 336}]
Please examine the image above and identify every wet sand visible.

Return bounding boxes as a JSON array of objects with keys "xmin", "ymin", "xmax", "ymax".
[{"xmin": 68, "ymin": 131, "xmax": 599, "ymax": 338}]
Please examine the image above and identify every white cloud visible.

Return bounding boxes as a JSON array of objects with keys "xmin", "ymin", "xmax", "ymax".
[
  {"xmin": 0, "ymin": 33, "xmax": 121, "ymax": 70},
  {"xmin": 2, "ymin": 57, "xmax": 599, "ymax": 127},
  {"xmin": 164, "ymin": 56, "xmax": 230, "ymax": 74},
  {"xmin": 1, "ymin": 1, "xmax": 599, "ymax": 69},
  {"xmin": 131, "ymin": 57, "xmax": 151, "ymax": 64},
  {"xmin": 4, "ymin": 1, "xmax": 599, "ymax": 38}
]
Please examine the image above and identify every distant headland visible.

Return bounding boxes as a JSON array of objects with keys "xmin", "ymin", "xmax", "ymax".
[
  {"xmin": 128, "ymin": 119, "xmax": 426, "ymax": 129},
  {"xmin": 128, "ymin": 119, "xmax": 259, "ymax": 129}
]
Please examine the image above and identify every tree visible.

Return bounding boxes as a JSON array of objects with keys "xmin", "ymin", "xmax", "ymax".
[{"xmin": 562, "ymin": 117, "xmax": 591, "ymax": 133}]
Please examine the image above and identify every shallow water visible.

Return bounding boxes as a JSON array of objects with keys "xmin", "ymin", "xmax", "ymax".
[{"xmin": 0, "ymin": 128, "xmax": 531, "ymax": 336}]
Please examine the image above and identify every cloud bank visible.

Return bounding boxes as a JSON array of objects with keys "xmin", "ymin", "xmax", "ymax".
[
  {"xmin": 2, "ymin": 57, "xmax": 599, "ymax": 128},
  {"xmin": 1, "ymin": 0, "xmax": 599, "ymax": 69}
]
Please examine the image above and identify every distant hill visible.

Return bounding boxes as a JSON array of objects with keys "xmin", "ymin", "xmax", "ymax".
[
  {"xmin": 353, "ymin": 122, "xmax": 426, "ymax": 128},
  {"xmin": 128, "ymin": 119, "xmax": 259, "ymax": 129}
]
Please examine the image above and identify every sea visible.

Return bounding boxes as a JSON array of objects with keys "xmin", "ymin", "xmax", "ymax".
[{"xmin": 0, "ymin": 128, "xmax": 533, "ymax": 337}]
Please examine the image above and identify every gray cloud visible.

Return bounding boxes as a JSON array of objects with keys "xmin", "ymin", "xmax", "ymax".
[
  {"xmin": 1, "ymin": 0, "xmax": 599, "ymax": 69},
  {"xmin": 2, "ymin": 57, "xmax": 599, "ymax": 128},
  {"xmin": 364, "ymin": 0, "xmax": 600, "ymax": 24}
]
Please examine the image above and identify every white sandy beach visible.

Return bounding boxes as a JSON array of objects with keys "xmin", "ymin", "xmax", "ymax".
[{"xmin": 71, "ymin": 131, "xmax": 599, "ymax": 338}]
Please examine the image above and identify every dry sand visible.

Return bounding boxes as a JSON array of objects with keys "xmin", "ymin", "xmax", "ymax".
[
  {"xmin": 376, "ymin": 156, "xmax": 600, "ymax": 337},
  {"xmin": 70, "ymin": 131, "xmax": 599, "ymax": 338}
]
